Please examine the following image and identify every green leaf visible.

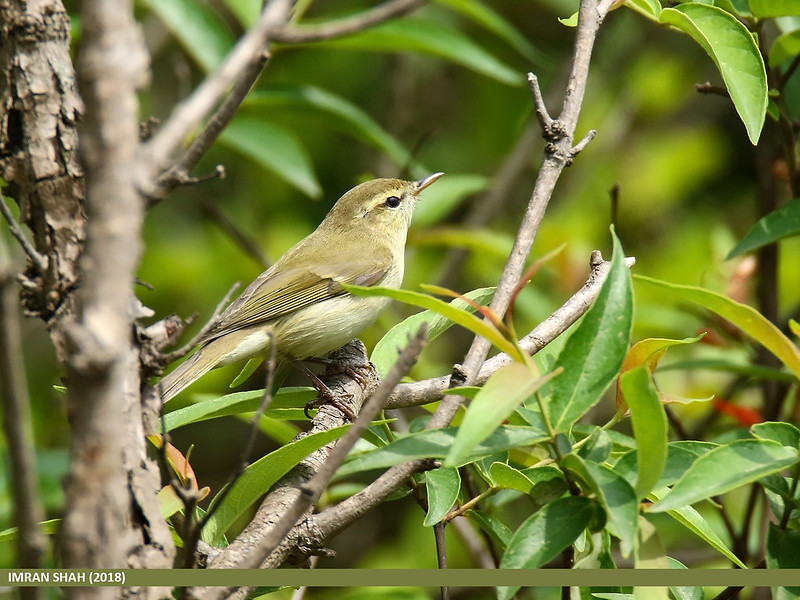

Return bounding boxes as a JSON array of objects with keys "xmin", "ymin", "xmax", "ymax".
[
  {"xmin": 634, "ymin": 517, "xmax": 668, "ymax": 600},
  {"xmin": 650, "ymin": 439, "xmax": 800, "ymax": 512},
  {"xmin": 750, "ymin": 0, "xmax": 800, "ymax": 18},
  {"xmin": 244, "ymin": 87, "xmax": 412, "ymax": 169},
  {"xmin": 305, "ymin": 19, "xmax": 525, "ymax": 87},
  {"xmin": 222, "ymin": 0, "xmax": 261, "ymax": 27},
  {"xmin": 659, "ymin": 3, "xmax": 767, "ymax": 144},
  {"xmin": 371, "ymin": 287, "xmax": 495, "ymax": 378},
  {"xmin": 0, "ymin": 518, "xmax": 60, "ymax": 542},
  {"xmin": 620, "ymin": 366, "xmax": 668, "ymax": 500},
  {"xmin": 423, "ymin": 467, "xmax": 461, "ymax": 526},
  {"xmin": 163, "ymin": 387, "xmax": 317, "ymax": 431},
  {"xmin": 636, "ymin": 275, "xmax": 800, "ymax": 378},
  {"xmin": 548, "ymin": 229, "xmax": 633, "ymax": 433},
  {"xmin": 229, "ymin": 357, "xmax": 262, "ymax": 388},
  {"xmin": 218, "ymin": 116, "xmax": 322, "ymax": 198},
  {"xmin": 767, "ymin": 524, "xmax": 800, "ymax": 600},
  {"xmin": 139, "ymin": 0, "xmax": 235, "ymax": 71},
  {"xmin": 466, "ymin": 509, "xmax": 513, "ymax": 549},
  {"xmin": 655, "ymin": 491, "xmax": 746, "ymax": 568},
  {"xmin": 490, "ymin": 462, "xmax": 535, "ymax": 494},
  {"xmin": 562, "ymin": 455, "xmax": 639, "ymax": 557},
  {"xmin": 445, "ymin": 363, "xmax": 554, "ymax": 467},
  {"xmin": 343, "ymin": 284, "xmax": 524, "ymax": 361},
  {"xmin": 615, "ymin": 441, "xmax": 717, "ymax": 491},
  {"xmin": 626, "ymin": 0, "xmax": 662, "ymax": 19},
  {"xmin": 727, "ymin": 198, "xmax": 800, "ymax": 258},
  {"xmin": 667, "ymin": 556, "xmax": 705, "ymax": 600},
  {"xmin": 497, "ymin": 496, "xmax": 596, "ymax": 600},
  {"xmin": 770, "ymin": 30, "xmax": 800, "ymax": 69},
  {"xmin": 752, "ymin": 421, "xmax": 800, "ymax": 448},
  {"xmin": 202, "ymin": 426, "xmax": 349, "ymax": 544},
  {"xmin": 337, "ymin": 425, "xmax": 548, "ymax": 476},
  {"xmin": 412, "ymin": 174, "xmax": 489, "ymax": 228}
]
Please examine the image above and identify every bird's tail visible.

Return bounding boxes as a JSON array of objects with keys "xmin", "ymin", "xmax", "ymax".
[{"xmin": 159, "ymin": 348, "xmax": 217, "ymax": 402}]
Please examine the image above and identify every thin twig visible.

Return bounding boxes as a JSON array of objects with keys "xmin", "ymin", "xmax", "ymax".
[
  {"xmin": 148, "ymin": 52, "xmax": 269, "ymax": 203},
  {"xmin": 159, "ymin": 281, "xmax": 241, "ymax": 364},
  {"xmin": 0, "ymin": 269, "xmax": 47, "ymax": 580},
  {"xmin": 426, "ymin": 0, "xmax": 610, "ymax": 431},
  {"xmin": 434, "ymin": 521, "xmax": 449, "ymax": 600},
  {"xmin": 199, "ymin": 193, "xmax": 270, "ymax": 269},
  {"xmin": 528, "ymin": 73, "xmax": 554, "ymax": 130},
  {"xmin": 270, "ymin": 0, "xmax": 428, "ymax": 43},
  {"xmin": 0, "ymin": 196, "xmax": 46, "ymax": 272}
]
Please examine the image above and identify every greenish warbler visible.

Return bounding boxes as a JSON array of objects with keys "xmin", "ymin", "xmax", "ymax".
[{"xmin": 159, "ymin": 173, "xmax": 443, "ymax": 402}]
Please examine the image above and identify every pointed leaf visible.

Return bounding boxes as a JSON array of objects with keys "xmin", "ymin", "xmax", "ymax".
[
  {"xmin": 202, "ymin": 425, "xmax": 349, "ymax": 544},
  {"xmin": 498, "ymin": 496, "xmax": 596, "ymax": 600},
  {"xmin": 445, "ymin": 363, "xmax": 554, "ymax": 467},
  {"xmin": 343, "ymin": 284, "xmax": 524, "ymax": 361},
  {"xmin": 218, "ymin": 116, "xmax": 322, "ymax": 198},
  {"xmin": 727, "ymin": 198, "xmax": 800, "ymax": 258},
  {"xmin": 659, "ymin": 3, "xmax": 767, "ymax": 144},
  {"xmin": 548, "ymin": 230, "xmax": 633, "ymax": 433},
  {"xmin": 620, "ymin": 366, "xmax": 669, "ymax": 499},
  {"xmin": 337, "ymin": 425, "xmax": 548, "ymax": 476},
  {"xmin": 650, "ymin": 439, "xmax": 800, "ymax": 512},
  {"xmin": 490, "ymin": 462, "xmax": 535, "ymax": 494},
  {"xmin": 636, "ymin": 275, "xmax": 800, "ymax": 378},
  {"xmin": 634, "ymin": 517, "xmax": 668, "ymax": 600},
  {"xmin": 371, "ymin": 287, "xmax": 495, "ymax": 378},
  {"xmin": 423, "ymin": 467, "xmax": 461, "ymax": 526},
  {"xmin": 562, "ymin": 455, "xmax": 639, "ymax": 557},
  {"xmin": 163, "ymin": 387, "xmax": 316, "ymax": 430}
]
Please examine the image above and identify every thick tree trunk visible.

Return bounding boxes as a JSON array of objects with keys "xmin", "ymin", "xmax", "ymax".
[{"xmin": 0, "ymin": 0, "xmax": 174, "ymax": 591}]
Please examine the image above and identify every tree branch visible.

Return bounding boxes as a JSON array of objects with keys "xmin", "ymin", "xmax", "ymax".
[
  {"xmin": 426, "ymin": 0, "xmax": 612, "ymax": 431},
  {"xmin": 138, "ymin": 0, "xmax": 293, "ymax": 193}
]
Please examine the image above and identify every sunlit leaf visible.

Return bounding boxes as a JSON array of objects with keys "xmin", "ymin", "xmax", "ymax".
[
  {"xmin": 634, "ymin": 517, "xmax": 668, "ymax": 599},
  {"xmin": 343, "ymin": 284, "xmax": 524, "ymax": 361},
  {"xmin": 218, "ymin": 116, "xmax": 322, "ymax": 198},
  {"xmin": 140, "ymin": 0, "xmax": 235, "ymax": 71},
  {"xmin": 489, "ymin": 461, "xmax": 535, "ymax": 494},
  {"xmin": 337, "ymin": 425, "xmax": 548, "ymax": 476},
  {"xmin": 751, "ymin": 421, "xmax": 800, "ymax": 449},
  {"xmin": 202, "ymin": 425, "xmax": 349, "ymax": 544},
  {"xmin": 445, "ymin": 363, "xmax": 554, "ymax": 467},
  {"xmin": 727, "ymin": 198, "xmax": 800, "ymax": 258},
  {"xmin": 498, "ymin": 496, "xmax": 596, "ymax": 600},
  {"xmin": 423, "ymin": 467, "xmax": 460, "ymax": 526},
  {"xmin": 619, "ymin": 366, "xmax": 668, "ymax": 500},
  {"xmin": 650, "ymin": 439, "xmax": 800, "ymax": 512},
  {"xmin": 770, "ymin": 30, "xmax": 800, "ymax": 69},
  {"xmin": 548, "ymin": 230, "xmax": 633, "ymax": 433},
  {"xmin": 636, "ymin": 276, "xmax": 800, "ymax": 378},
  {"xmin": 660, "ymin": 3, "xmax": 767, "ymax": 144},
  {"xmin": 750, "ymin": 0, "xmax": 800, "ymax": 18},
  {"xmin": 371, "ymin": 287, "xmax": 495, "ymax": 378}
]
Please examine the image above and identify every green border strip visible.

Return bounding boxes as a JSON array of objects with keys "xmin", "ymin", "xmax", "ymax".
[{"xmin": 2, "ymin": 569, "xmax": 800, "ymax": 587}]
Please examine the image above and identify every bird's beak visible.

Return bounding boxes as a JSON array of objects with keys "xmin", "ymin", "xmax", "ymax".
[{"xmin": 414, "ymin": 172, "xmax": 444, "ymax": 195}]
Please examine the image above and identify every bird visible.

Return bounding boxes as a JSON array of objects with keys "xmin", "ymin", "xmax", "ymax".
[{"xmin": 159, "ymin": 173, "xmax": 443, "ymax": 405}]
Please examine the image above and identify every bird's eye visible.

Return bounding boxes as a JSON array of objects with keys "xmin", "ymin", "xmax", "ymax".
[{"xmin": 385, "ymin": 196, "xmax": 401, "ymax": 208}]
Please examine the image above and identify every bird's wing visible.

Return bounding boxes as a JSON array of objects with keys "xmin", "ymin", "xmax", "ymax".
[{"xmin": 203, "ymin": 253, "xmax": 391, "ymax": 341}]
